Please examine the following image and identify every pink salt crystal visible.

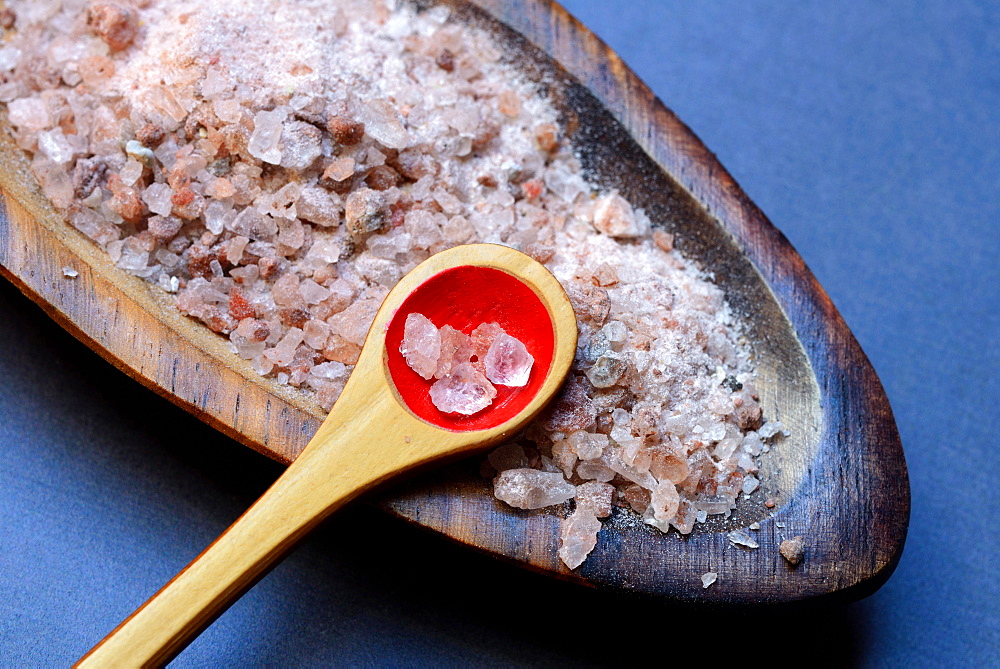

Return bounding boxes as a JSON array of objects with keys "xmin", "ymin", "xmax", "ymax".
[
  {"xmin": 277, "ymin": 218, "xmax": 305, "ymax": 250},
  {"xmin": 540, "ymin": 378, "xmax": 596, "ymax": 433},
  {"xmin": 623, "ymin": 484, "xmax": 651, "ymax": 514},
  {"xmin": 399, "ymin": 312, "xmax": 441, "ymax": 380},
  {"xmin": 7, "ymin": 97, "xmax": 51, "ymax": 131},
  {"xmin": 558, "ymin": 505, "xmax": 602, "ymax": 569},
  {"xmin": 345, "ymin": 188, "xmax": 388, "ymax": 235},
  {"xmin": 483, "ymin": 332, "xmax": 533, "ymax": 387},
  {"xmin": 493, "ymin": 468, "xmax": 575, "ymax": 510},
  {"xmin": 576, "ymin": 460, "xmax": 615, "ymax": 483},
  {"xmin": 551, "ymin": 440, "xmax": 578, "ymax": 478},
  {"xmin": 279, "ymin": 120, "xmax": 322, "ymax": 170},
  {"xmin": 358, "ymin": 99, "xmax": 408, "ymax": 150},
  {"xmin": 303, "ymin": 319, "xmax": 331, "ymax": 350},
  {"xmin": 298, "ymin": 187, "xmax": 342, "ymax": 227},
  {"xmin": 433, "ymin": 325, "xmax": 473, "ymax": 379},
  {"xmin": 142, "ymin": 182, "xmax": 174, "ymax": 217},
  {"xmin": 429, "ymin": 362, "xmax": 496, "ymax": 415},
  {"xmin": 326, "ymin": 297, "xmax": 380, "ymax": 346},
  {"xmin": 264, "ymin": 327, "xmax": 304, "ymax": 366},
  {"xmin": 323, "ymin": 156, "xmax": 355, "ymax": 183},
  {"xmin": 728, "ymin": 529, "xmax": 760, "ymax": 549},
  {"xmin": 299, "ymin": 279, "xmax": 330, "ymax": 305},
  {"xmin": 271, "ymin": 273, "xmax": 303, "ymax": 307},
  {"xmin": 592, "ymin": 191, "xmax": 644, "ymax": 238},
  {"xmin": 647, "ymin": 482, "xmax": 680, "ymax": 529},
  {"xmin": 470, "ymin": 321, "xmax": 504, "ymax": 361},
  {"xmin": 37, "ymin": 128, "xmax": 75, "ymax": 164},
  {"xmin": 575, "ymin": 481, "xmax": 614, "ymax": 518},
  {"xmin": 566, "ymin": 431, "xmax": 608, "ymax": 460},
  {"xmin": 248, "ymin": 108, "xmax": 287, "ymax": 164}
]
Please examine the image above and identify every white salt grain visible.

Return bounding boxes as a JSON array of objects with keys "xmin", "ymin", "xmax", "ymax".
[{"xmin": 701, "ymin": 572, "xmax": 718, "ymax": 589}]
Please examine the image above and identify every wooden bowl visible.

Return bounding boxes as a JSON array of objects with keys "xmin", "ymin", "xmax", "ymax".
[{"xmin": 0, "ymin": 0, "xmax": 908, "ymax": 604}]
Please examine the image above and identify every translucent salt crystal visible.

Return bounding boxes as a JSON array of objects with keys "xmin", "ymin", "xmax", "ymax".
[
  {"xmin": 575, "ymin": 481, "xmax": 614, "ymax": 518},
  {"xmin": 248, "ymin": 108, "xmax": 287, "ymax": 164},
  {"xmin": 0, "ymin": 46, "xmax": 21, "ymax": 72},
  {"xmin": 358, "ymin": 99, "xmax": 408, "ymax": 150},
  {"xmin": 70, "ymin": 207, "xmax": 119, "ymax": 245},
  {"xmin": 201, "ymin": 67, "xmax": 231, "ymax": 98},
  {"xmin": 142, "ymin": 182, "xmax": 174, "ymax": 217},
  {"xmin": 567, "ymin": 431, "xmax": 608, "ymax": 460},
  {"xmin": 434, "ymin": 325, "xmax": 473, "ymax": 379},
  {"xmin": 742, "ymin": 432, "xmax": 763, "ymax": 456},
  {"xmin": 214, "ymin": 99, "xmax": 243, "ymax": 124},
  {"xmin": 367, "ymin": 232, "xmax": 412, "ymax": 260},
  {"xmin": 749, "ymin": 522, "xmax": 761, "ymax": 531},
  {"xmin": 37, "ymin": 128, "xmax": 75, "ymax": 164},
  {"xmin": 484, "ymin": 332, "xmax": 533, "ymax": 386},
  {"xmin": 601, "ymin": 321, "xmax": 628, "ymax": 347},
  {"xmin": 558, "ymin": 504, "xmax": 602, "ymax": 569},
  {"xmin": 119, "ymin": 158, "xmax": 144, "ymax": 187},
  {"xmin": 728, "ymin": 529, "xmax": 760, "ymax": 549},
  {"xmin": 592, "ymin": 191, "xmax": 645, "ymax": 238},
  {"xmin": 272, "ymin": 273, "xmax": 302, "ymax": 307},
  {"xmin": 264, "ymin": 328, "xmax": 304, "ymax": 366},
  {"xmin": 279, "ymin": 120, "xmax": 322, "ymax": 170},
  {"xmin": 326, "ymin": 297, "xmax": 380, "ymax": 346},
  {"xmin": 430, "ymin": 363, "xmax": 496, "ymax": 415},
  {"xmin": 576, "ymin": 460, "xmax": 615, "ymax": 483},
  {"xmin": 355, "ymin": 254, "xmax": 401, "ymax": 287},
  {"xmin": 400, "ymin": 313, "xmax": 441, "ymax": 380},
  {"xmin": 696, "ymin": 509, "xmax": 708, "ymax": 523},
  {"xmin": 585, "ymin": 355, "xmax": 627, "ymax": 388},
  {"xmin": 494, "ymin": 468, "xmax": 575, "ymax": 510},
  {"xmin": 487, "ymin": 443, "xmax": 528, "ymax": 472},
  {"xmin": 229, "ymin": 208, "xmax": 277, "ymax": 242},
  {"xmin": 759, "ymin": 421, "xmax": 787, "ymax": 439},
  {"xmin": 701, "ymin": 572, "xmax": 718, "ymax": 589},
  {"xmin": 277, "ymin": 218, "xmax": 305, "ymax": 250},
  {"xmin": 303, "ymin": 319, "xmax": 330, "ymax": 350},
  {"xmin": 470, "ymin": 322, "xmax": 504, "ymax": 360},
  {"xmin": 299, "ymin": 279, "xmax": 330, "ymax": 305},
  {"xmin": 62, "ymin": 266, "xmax": 78, "ymax": 278},
  {"xmin": 311, "ymin": 361, "xmax": 348, "ymax": 382},
  {"xmin": 7, "ymin": 97, "xmax": 50, "ymax": 131},
  {"xmin": 204, "ymin": 200, "xmax": 235, "ymax": 235},
  {"xmin": 742, "ymin": 475, "xmax": 760, "ymax": 495},
  {"xmin": 551, "ymin": 440, "xmax": 577, "ymax": 477}
]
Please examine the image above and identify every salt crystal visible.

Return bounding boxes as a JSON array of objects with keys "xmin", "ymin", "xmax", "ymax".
[
  {"xmin": 7, "ymin": 97, "xmax": 50, "ymax": 131},
  {"xmin": 779, "ymin": 536, "xmax": 805, "ymax": 566},
  {"xmin": 37, "ymin": 128, "xmax": 75, "ymax": 164},
  {"xmin": 434, "ymin": 325, "xmax": 473, "ymax": 379},
  {"xmin": 62, "ymin": 266, "xmax": 78, "ymax": 278},
  {"xmin": 585, "ymin": 355, "xmax": 627, "ymax": 388},
  {"xmin": 264, "ymin": 327, "xmax": 304, "ymax": 366},
  {"xmin": 701, "ymin": 572, "xmax": 718, "ymax": 589},
  {"xmin": 494, "ymin": 468, "xmax": 575, "ymax": 510},
  {"xmin": 566, "ymin": 431, "xmax": 608, "ymax": 460},
  {"xmin": 592, "ymin": 191, "xmax": 645, "ymax": 238},
  {"xmin": 576, "ymin": 460, "xmax": 615, "ymax": 483},
  {"xmin": 142, "ymin": 182, "xmax": 174, "ymax": 217},
  {"xmin": 727, "ymin": 529, "xmax": 760, "ymax": 549},
  {"xmin": 742, "ymin": 475, "xmax": 760, "ymax": 495},
  {"xmin": 483, "ymin": 332, "xmax": 533, "ymax": 386},
  {"xmin": 358, "ymin": 99, "xmax": 408, "ymax": 149},
  {"xmin": 558, "ymin": 505, "xmax": 602, "ymax": 569},
  {"xmin": 575, "ymin": 480, "xmax": 614, "ymax": 518},
  {"xmin": 248, "ymin": 108, "xmax": 287, "ymax": 164},
  {"xmin": 279, "ymin": 120, "xmax": 322, "ymax": 171},
  {"xmin": 429, "ymin": 362, "xmax": 496, "ymax": 415},
  {"xmin": 400, "ymin": 313, "xmax": 441, "ymax": 380}
]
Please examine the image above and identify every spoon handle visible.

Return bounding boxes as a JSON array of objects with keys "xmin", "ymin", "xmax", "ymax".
[{"xmin": 76, "ymin": 391, "xmax": 418, "ymax": 667}]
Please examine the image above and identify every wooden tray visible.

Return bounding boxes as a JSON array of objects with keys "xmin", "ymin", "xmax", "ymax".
[{"xmin": 0, "ymin": 0, "xmax": 908, "ymax": 604}]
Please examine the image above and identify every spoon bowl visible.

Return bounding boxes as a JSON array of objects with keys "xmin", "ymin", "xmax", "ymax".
[{"xmin": 75, "ymin": 243, "xmax": 578, "ymax": 667}]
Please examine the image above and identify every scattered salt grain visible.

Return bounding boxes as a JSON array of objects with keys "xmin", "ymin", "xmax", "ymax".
[
  {"xmin": 701, "ymin": 572, "xmax": 718, "ymax": 589},
  {"xmin": 494, "ymin": 468, "xmax": 575, "ymax": 510},
  {"xmin": 62, "ymin": 266, "xmax": 78, "ymax": 278},
  {"xmin": 728, "ymin": 529, "xmax": 760, "ymax": 549},
  {"xmin": 779, "ymin": 536, "xmax": 805, "ymax": 566}
]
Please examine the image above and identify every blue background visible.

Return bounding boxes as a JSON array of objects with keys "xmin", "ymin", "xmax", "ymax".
[{"xmin": 2, "ymin": 1, "xmax": 997, "ymax": 665}]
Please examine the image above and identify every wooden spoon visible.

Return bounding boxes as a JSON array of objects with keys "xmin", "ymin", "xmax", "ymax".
[{"xmin": 74, "ymin": 244, "xmax": 577, "ymax": 667}]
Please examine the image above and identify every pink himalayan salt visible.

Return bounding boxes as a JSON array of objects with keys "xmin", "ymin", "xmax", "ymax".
[
  {"xmin": 400, "ymin": 313, "xmax": 440, "ymax": 380},
  {"xmin": 484, "ymin": 332, "xmax": 533, "ymax": 387},
  {"xmin": 493, "ymin": 468, "xmax": 574, "ymax": 510},
  {"xmin": 566, "ymin": 430, "xmax": 608, "ymax": 460},
  {"xmin": 429, "ymin": 362, "xmax": 496, "ymax": 415},
  {"xmin": 559, "ymin": 505, "xmax": 602, "ymax": 569},
  {"xmin": 592, "ymin": 191, "xmax": 645, "ymax": 238},
  {"xmin": 434, "ymin": 325, "xmax": 474, "ymax": 379},
  {"xmin": 575, "ymin": 481, "xmax": 614, "ymax": 518}
]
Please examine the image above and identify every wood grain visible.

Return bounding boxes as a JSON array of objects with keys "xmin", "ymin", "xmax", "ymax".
[{"xmin": 0, "ymin": 0, "xmax": 909, "ymax": 604}]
